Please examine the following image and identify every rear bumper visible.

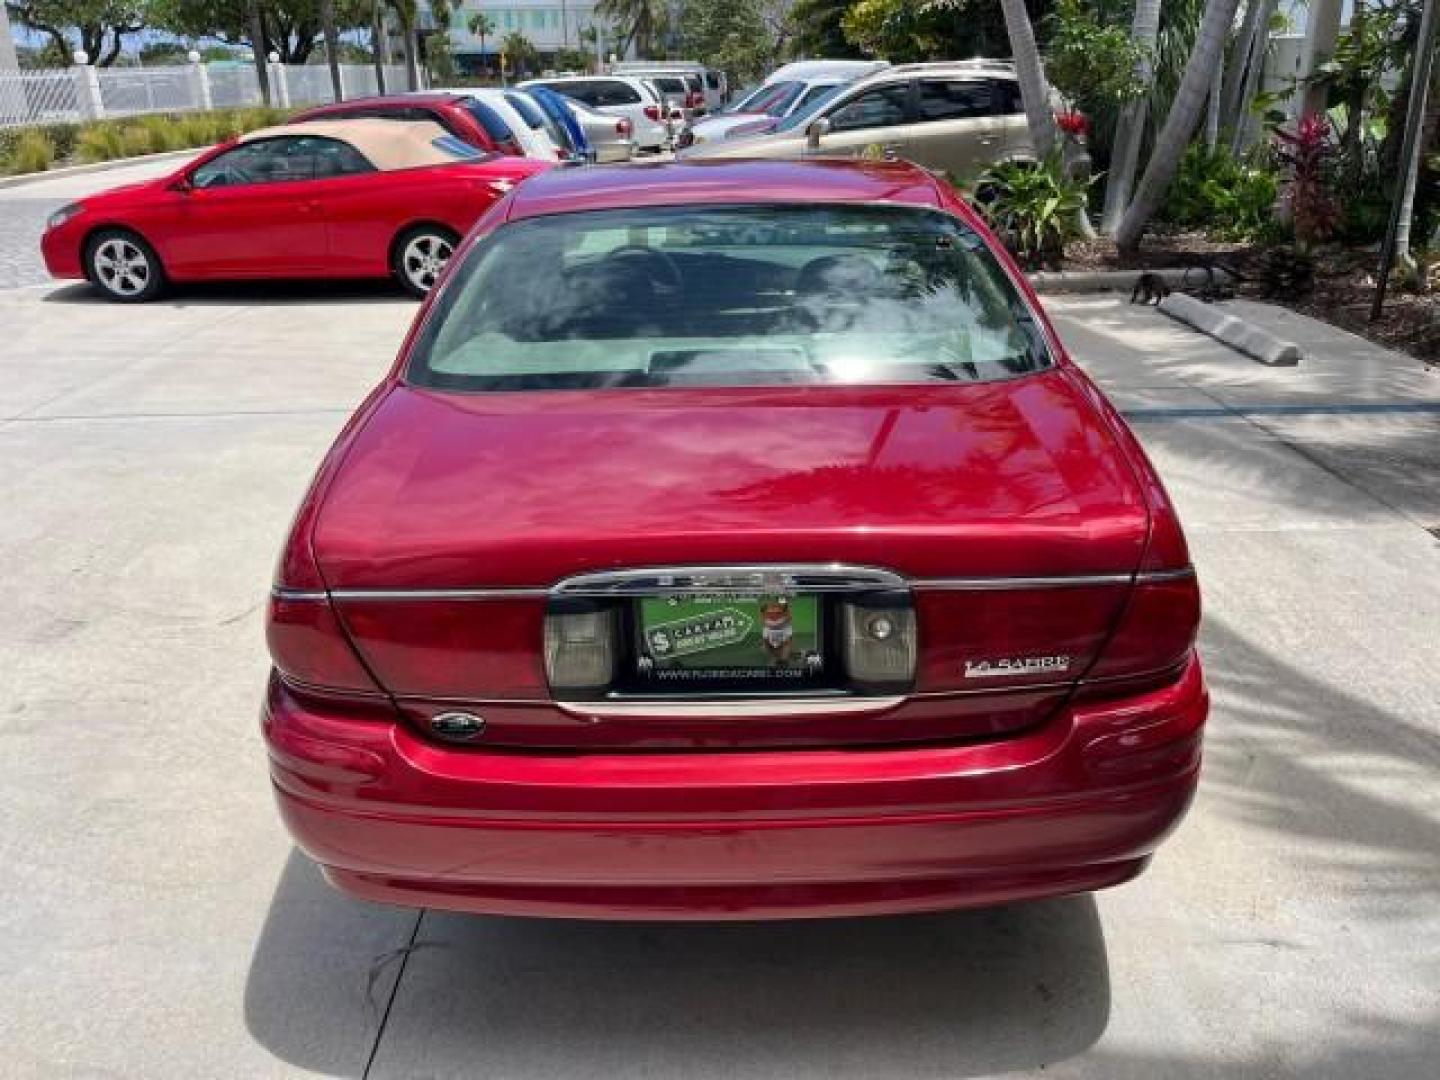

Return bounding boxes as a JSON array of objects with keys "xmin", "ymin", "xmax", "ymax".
[{"xmin": 265, "ymin": 655, "xmax": 1206, "ymax": 920}]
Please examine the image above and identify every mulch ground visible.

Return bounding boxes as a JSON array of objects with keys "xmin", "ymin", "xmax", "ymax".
[{"xmin": 1063, "ymin": 233, "xmax": 1440, "ymax": 365}]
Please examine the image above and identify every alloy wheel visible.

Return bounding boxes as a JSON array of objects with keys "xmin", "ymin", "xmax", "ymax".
[
  {"xmin": 93, "ymin": 238, "xmax": 152, "ymax": 298},
  {"xmin": 401, "ymin": 234, "xmax": 455, "ymax": 294}
]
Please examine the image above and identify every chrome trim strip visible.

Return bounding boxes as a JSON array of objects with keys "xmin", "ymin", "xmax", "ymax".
[
  {"xmin": 321, "ymin": 566, "xmax": 1195, "ymax": 601},
  {"xmin": 331, "ymin": 587, "xmax": 551, "ymax": 602},
  {"xmin": 1136, "ymin": 567, "xmax": 1197, "ymax": 584},
  {"xmin": 551, "ymin": 564, "xmax": 907, "ymax": 597},
  {"xmin": 271, "ymin": 588, "xmax": 328, "ymax": 602},
  {"xmin": 913, "ymin": 573, "xmax": 1133, "ymax": 592},
  {"xmin": 555, "ymin": 696, "xmax": 905, "ymax": 718}
]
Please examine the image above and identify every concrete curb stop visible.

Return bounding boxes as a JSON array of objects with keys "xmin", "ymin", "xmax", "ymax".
[
  {"xmin": 0, "ymin": 148, "xmax": 199, "ymax": 191},
  {"xmin": 1027, "ymin": 267, "xmax": 1236, "ymax": 295},
  {"xmin": 1157, "ymin": 292, "xmax": 1303, "ymax": 367}
]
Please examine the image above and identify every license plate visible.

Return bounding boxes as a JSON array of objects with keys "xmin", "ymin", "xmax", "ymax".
[{"xmin": 636, "ymin": 593, "xmax": 823, "ymax": 685}]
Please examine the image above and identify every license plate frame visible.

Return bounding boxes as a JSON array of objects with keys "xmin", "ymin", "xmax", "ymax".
[{"xmin": 632, "ymin": 592, "xmax": 826, "ymax": 690}]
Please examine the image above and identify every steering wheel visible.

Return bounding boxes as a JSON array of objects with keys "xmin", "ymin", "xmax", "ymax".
[{"xmin": 607, "ymin": 244, "xmax": 684, "ymax": 297}]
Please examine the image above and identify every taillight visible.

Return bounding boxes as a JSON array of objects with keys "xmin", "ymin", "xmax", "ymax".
[
  {"xmin": 267, "ymin": 594, "xmax": 382, "ymax": 694},
  {"xmin": 1083, "ymin": 573, "xmax": 1200, "ymax": 684},
  {"xmin": 616, "ymin": 118, "xmax": 632, "ymax": 137},
  {"xmin": 840, "ymin": 592, "xmax": 917, "ymax": 690},
  {"xmin": 644, "ymin": 105, "xmax": 661, "ymax": 122},
  {"xmin": 688, "ymin": 91, "xmax": 703, "ymax": 108},
  {"xmin": 543, "ymin": 604, "xmax": 618, "ymax": 693}
]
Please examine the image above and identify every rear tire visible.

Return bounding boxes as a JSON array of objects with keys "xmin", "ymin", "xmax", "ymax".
[
  {"xmin": 84, "ymin": 229, "xmax": 165, "ymax": 303},
  {"xmin": 392, "ymin": 225, "xmax": 459, "ymax": 299}
]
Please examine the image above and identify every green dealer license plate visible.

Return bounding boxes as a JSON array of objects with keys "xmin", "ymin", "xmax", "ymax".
[{"xmin": 636, "ymin": 594, "xmax": 823, "ymax": 685}]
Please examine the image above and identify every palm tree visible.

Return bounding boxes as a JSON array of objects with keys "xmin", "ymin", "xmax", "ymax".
[
  {"xmin": 468, "ymin": 11, "xmax": 495, "ymax": 68},
  {"xmin": 1101, "ymin": 0, "xmax": 1162, "ymax": 234},
  {"xmin": 246, "ymin": 0, "xmax": 271, "ymax": 106},
  {"xmin": 596, "ymin": 0, "xmax": 665, "ymax": 57},
  {"xmin": 372, "ymin": 0, "xmax": 387, "ymax": 92},
  {"xmin": 501, "ymin": 30, "xmax": 537, "ymax": 79},
  {"xmin": 383, "ymin": 0, "xmax": 421, "ymax": 90},
  {"xmin": 1114, "ymin": 0, "xmax": 1246, "ymax": 250},
  {"xmin": 997, "ymin": 0, "xmax": 1057, "ymax": 160},
  {"xmin": 321, "ymin": 0, "xmax": 342, "ymax": 101}
]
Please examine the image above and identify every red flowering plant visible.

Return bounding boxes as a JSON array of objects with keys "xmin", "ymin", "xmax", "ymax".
[
  {"xmin": 1274, "ymin": 114, "xmax": 1342, "ymax": 248},
  {"xmin": 1055, "ymin": 110, "xmax": 1090, "ymax": 141}
]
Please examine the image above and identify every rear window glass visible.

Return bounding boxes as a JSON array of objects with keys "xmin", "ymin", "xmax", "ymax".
[
  {"xmin": 407, "ymin": 204, "xmax": 1051, "ymax": 392},
  {"xmin": 462, "ymin": 100, "xmax": 515, "ymax": 145},
  {"xmin": 503, "ymin": 91, "xmax": 547, "ymax": 130},
  {"xmin": 653, "ymin": 77, "xmax": 685, "ymax": 94}
]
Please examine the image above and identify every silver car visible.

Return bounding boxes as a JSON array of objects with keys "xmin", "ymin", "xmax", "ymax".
[
  {"xmin": 681, "ymin": 61, "xmax": 1034, "ymax": 178},
  {"xmin": 565, "ymin": 98, "xmax": 637, "ymax": 163}
]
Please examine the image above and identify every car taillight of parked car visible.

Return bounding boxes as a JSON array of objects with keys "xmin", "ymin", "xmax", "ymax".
[
  {"xmin": 617, "ymin": 118, "xmax": 633, "ymax": 137},
  {"xmin": 644, "ymin": 105, "xmax": 661, "ymax": 122}
]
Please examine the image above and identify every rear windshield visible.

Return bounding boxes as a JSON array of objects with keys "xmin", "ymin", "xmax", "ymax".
[
  {"xmin": 462, "ymin": 100, "xmax": 515, "ymax": 145},
  {"xmin": 653, "ymin": 77, "xmax": 686, "ymax": 94},
  {"xmin": 407, "ymin": 204, "xmax": 1051, "ymax": 392}
]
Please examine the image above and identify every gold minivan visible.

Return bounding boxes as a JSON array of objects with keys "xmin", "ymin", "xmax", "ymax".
[{"xmin": 679, "ymin": 61, "xmax": 1035, "ymax": 177}]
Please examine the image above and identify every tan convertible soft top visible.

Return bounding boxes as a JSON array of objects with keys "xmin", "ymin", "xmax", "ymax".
[{"xmin": 241, "ymin": 118, "xmax": 481, "ymax": 170}]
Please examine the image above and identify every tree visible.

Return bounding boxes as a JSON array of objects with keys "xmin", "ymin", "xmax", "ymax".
[
  {"xmin": 840, "ymin": 0, "xmax": 1013, "ymax": 62},
  {"xmin": 595, "ymin": 0, "xmax": 665, "ymax": 58},
  {"xmin": 678, "ymin": 0, "xmax": 772, "ymax": 83},
  {"xmin": 149, "ymin": 0, "xmax": 370, "ymax": 65},
  {"xmin": 997, "ymin": 0, "xmax": 1058, "ymax": 159},
  {"xmin": 789, "ymin": 0, "xmax": 860, "ymax": 58},
  {"xmin": 499, "ymin": 29, "xmax": 535, "ymax": 77},
  {"xmin": 5, "ymin": 0, "xmax": 149, "ymax": 66},
  {"xmin": 1101, "ymin": 0, "xmax": 1162, "ymax": 233},
  {"xmin": 1114, "ymin": 0, "xmax": 1246, "ymax": 250},
  {"xmin": 321, "ymin": 0, "xmax": 341, "ymax": 100},
  {"xmin": 467, "ymin": 9, "xmax": 493, "ymax": 61}
]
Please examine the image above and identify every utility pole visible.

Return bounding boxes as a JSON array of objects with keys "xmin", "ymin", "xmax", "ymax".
[{"xmin": 1371, "ymin": 0, "xmax": 1439, "ymax": 320}]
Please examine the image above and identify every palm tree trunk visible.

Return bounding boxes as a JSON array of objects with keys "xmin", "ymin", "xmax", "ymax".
[
  {"xmin": 247, "ymin": 0, "xmax": 271, "ymax": 106},
  {"xmin": 322, "ymin": 0, "xmax": 343, "ymax": 101},
  {"xmin": 1228, "ymin": 0, "xmax": 1275, "ymax": 154},
  {"xmin": 1115, "ymin": 0, "xmax": 1246, "ymax": 251},
  {"xmin": 1206, "ymin": 52, "xmax": 1225, "ymax": 149},
  {"xmin": 1221, "ymin": 0, "xmax": 1266, "ymax": 127},
  {"xmin": 1101, "ymin": 0, "xmax": 1163, "ymax": 235},
  {"xmin": 998, "ymin": 0, "xmax": 1056, "ymax": 159},
  {"xmin": 1393, "ymin": 22, "xmax": 1440, "ymax": 267},
  {"xmin": 372, "ymin": 0, "xmax": 386, "ymax": 92}
]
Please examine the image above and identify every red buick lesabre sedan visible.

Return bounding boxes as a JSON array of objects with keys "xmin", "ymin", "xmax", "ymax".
[
  {"xmin": 41, "ymin": 119, "xmax": 551, "ymax": 301},
  {"xmin": 264, "ymin": 159, "xmax": 1207, "ymax": 921}
]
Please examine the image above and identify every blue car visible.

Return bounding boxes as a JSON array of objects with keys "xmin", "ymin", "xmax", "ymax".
[{"xmin": 509, "ymin": 87, "xmax": 593, "ymax": 163}]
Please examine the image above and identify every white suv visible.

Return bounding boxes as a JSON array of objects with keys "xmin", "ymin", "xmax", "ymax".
[{"xmin": 519, "ymin": 75, "xmax": 669, "ymax": 152}]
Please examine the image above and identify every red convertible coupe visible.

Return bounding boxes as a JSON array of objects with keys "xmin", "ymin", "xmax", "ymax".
[
  {"xmin": 265, "ymin": 159, "xmax": 1207, "ymax": 921},
  {"xmin": 41, "ymin": 119, "xmax": 551, "ymax": 300}
]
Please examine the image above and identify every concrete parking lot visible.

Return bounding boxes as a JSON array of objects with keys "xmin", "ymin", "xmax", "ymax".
[{"xmin": 1, "ymin": 161, "xmax": 1437, "ymax": 1078}]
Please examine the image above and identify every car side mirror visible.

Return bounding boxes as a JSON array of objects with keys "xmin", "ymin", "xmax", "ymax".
[{"xmin": 806, "ymin": 117, "xmax": 831, "ymax": 150}]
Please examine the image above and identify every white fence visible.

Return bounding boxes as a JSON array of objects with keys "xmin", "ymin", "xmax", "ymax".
[{"xmin": 0, "ymin": 62, "xmax": 418, "ymax": 128}]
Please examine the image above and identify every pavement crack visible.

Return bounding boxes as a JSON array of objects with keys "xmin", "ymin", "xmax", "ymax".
[{"xmin": 362, "ymin": 909, "xmax": 425, "ymax": 1080}]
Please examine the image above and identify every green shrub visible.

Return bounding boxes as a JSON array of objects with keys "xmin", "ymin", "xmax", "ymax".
[
  {"xmin": 75, "ymin": 122, "xmax": 126, "ymax": 163},
  {"xmin": 136, "ymin": 114, "xmax": 184, "ymax": 153},
  {"xmin": 118, "ymin": 124, "xmax": 156, "ymax": 157},
  {"xmin": 1160, "ymin": 144, "xmax": 1282, "ymax": 242},
  {"xmin": 973, "ymin": 151, "xmax": 1095, "ymax": 269},
  {"xmin": 7, "ymin": 129, "xmax": 56, "ymax": 174}
]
